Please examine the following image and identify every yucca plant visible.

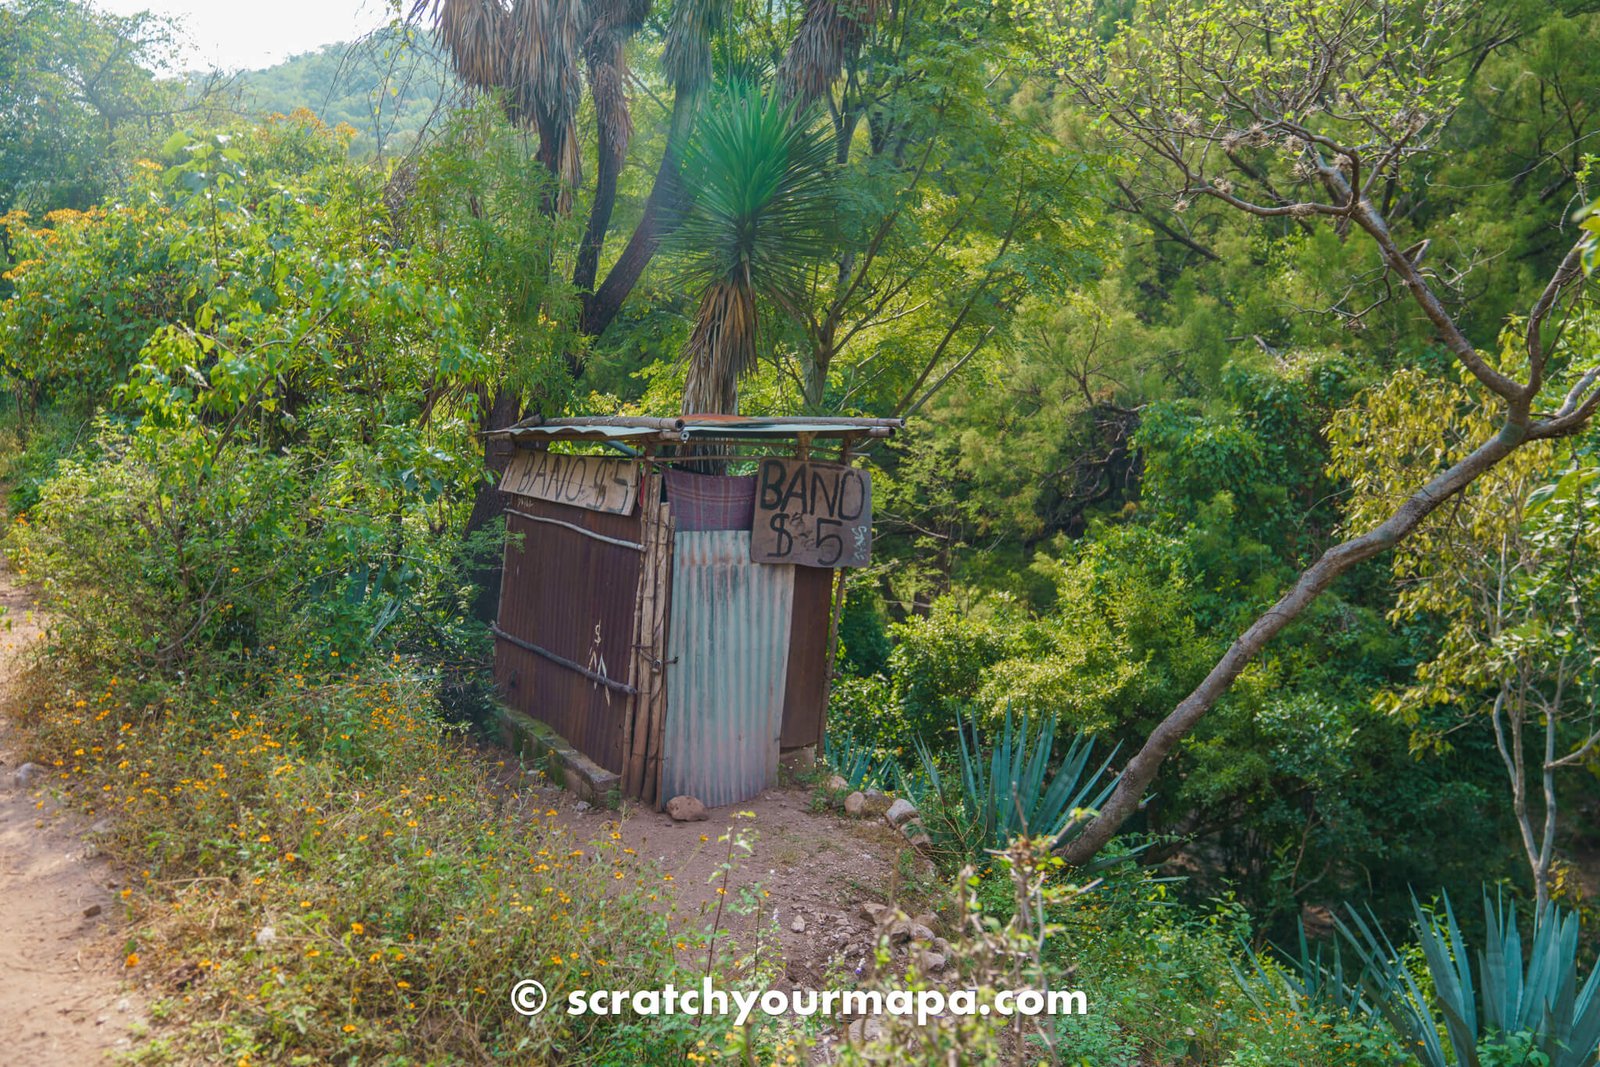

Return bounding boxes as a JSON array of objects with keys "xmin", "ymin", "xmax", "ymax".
[
  {"xmin": 1333, "ymin": 892, "xmax": 1600, "ymax": 1067},
  {"xmin": 900, "ymin": 706, "xmax": 1121, "ymax": 864},
  {"xmin": 669, "ymin": 84, "xmax": 835, "ymax": 414}
]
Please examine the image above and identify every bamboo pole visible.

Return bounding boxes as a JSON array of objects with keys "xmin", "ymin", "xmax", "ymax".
[
  {"xmin": 619, "ymin": 466, "xmax": 652, "ymax": 798},
  {"xmin": 642, "ymin": 501, "xmax": 674, "ymax": 808}
]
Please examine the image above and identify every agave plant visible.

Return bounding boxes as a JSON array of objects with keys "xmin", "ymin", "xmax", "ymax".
[
  {"xmin": 670, "ymin": 85, "xmax": 835, "ymax": 414},
  {"xmin": 822, "ymin": 731, "xmax": 894, "ymax": 790},
  {"xmin": 1320, "ymin": 892, "xmax": 1600, "ymax": 1067},
  {"xmin": 900, "ymin": 706, "xmax": 1121, "ymax": 863},
  {"xmin": 1231, "ymin": 921, "xmax": 1369, "ymax": 1020}
]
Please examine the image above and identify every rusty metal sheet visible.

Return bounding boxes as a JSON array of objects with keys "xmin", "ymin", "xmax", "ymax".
[
  {"xmin": 750, "ymin": 459, "xmax": 873, "ymax": 568},
  {"xmin": 780, "ymin": 565, "xmax": 834, "ymax": 750},
  {"xmin": 494, "ymin": 497, "xmax": 643, "ymax": 774},
  {"xmin": 660, "ymin": 530, "xmax": 795, "ymax": 808}
]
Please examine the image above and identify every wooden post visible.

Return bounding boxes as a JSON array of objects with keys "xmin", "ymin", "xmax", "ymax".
[
  {"xmin": 622, "ymin": 459, "xmax": 675, "ymax": 806},
  {"xmin": 642, "ymin": 499, "xmax": 674, "ymax": 807},
  {"xmin": 619, "ymin": 460, "xmax": 649, "ymax": 797}
]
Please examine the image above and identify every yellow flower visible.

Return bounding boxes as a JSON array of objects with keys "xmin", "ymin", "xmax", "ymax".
[
  {"xmin": 124, "ymin": 953, "xmax": 140, "ymax": 968},
  {"xmin": 350, "ymin": 922, "xmax": 364, "ymax": 935}
]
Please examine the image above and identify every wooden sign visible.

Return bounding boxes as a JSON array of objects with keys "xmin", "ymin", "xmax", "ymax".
[
  {"xmin": 500, "ymin": 449, "xmax": 638, "ymax": 516},
  {"xmin": 750, "ymin": 459, "xmax": 872, "ymax": 568}
]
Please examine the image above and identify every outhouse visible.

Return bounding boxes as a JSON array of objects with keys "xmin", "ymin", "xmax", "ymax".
[{"xmin": 484, "ymin": 415, "xmax": 901, "ymax": 808}]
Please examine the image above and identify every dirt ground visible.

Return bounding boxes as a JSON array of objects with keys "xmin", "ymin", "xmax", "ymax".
[
  {"xmin": 0, "ymin": 575, "xmax": 145, "ymax": 1065},
  {"xmin": 480, "ymin": 743, "xmax": 946, "ymax": 991}
]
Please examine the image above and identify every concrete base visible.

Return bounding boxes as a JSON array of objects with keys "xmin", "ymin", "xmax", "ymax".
[{"xmin": 493, "ymin": 704, "xmax": 623, "ymax": 810}]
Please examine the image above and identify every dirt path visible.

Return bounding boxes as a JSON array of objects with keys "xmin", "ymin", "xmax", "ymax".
[{"xmin": 0, "ymin": 575, "xmax": 144, "ymax": 1064}]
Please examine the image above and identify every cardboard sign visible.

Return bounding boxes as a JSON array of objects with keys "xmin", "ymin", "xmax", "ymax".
[
  {"xmin": 750, "ymin": 459, "xmax": 872, "ymax": 568},
  {"xmin": 500, "ymin": 450, "xmax": 638, "ymax": 516}
]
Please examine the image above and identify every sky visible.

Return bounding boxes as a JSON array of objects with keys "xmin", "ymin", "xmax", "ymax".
[{"xmin": 95, "ymin": 0, "xmax": 401, "ymax": 72}]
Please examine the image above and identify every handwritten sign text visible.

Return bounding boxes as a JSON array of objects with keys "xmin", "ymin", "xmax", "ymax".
[
  {"xmin": 500, "ymin": 450, "xmax": 638, "ymax": 516},
  {"xmin": 750, "ymin": 459, "xmax": 871, "ymax": 568}
]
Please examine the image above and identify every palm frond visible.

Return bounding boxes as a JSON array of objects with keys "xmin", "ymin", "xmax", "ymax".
[
  {"xmin": 420, "ymin": 0, "xmax": 512, "ymax": 91},
  {"xmin": 673, "ymin": 86, "xmax": 836, "ymax": 303},
  {"xmin": 776, "ymin": 0, "xmax": 878, "ymax": 105},
  {"xmin": 671, "ymin": 85, "xmax": 835, "ymax": 413},
  {"xmin": 681, "ymin": 278, "xmax": 754, "ymax": 414},
  {"xmin": 662, "ymin": 0, "xmax": 730, "ymax": 95}
]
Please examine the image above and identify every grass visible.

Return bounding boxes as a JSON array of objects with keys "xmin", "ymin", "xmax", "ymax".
[{"xmin": 8, "ymin": 652, "xmax": 749, "ymax": 1065}]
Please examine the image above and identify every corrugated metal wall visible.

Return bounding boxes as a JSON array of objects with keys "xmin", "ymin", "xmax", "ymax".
[
  {"xmin": 660, "ymin": 530, "xmax": 795, "ymax": 806},
  {"xmin": 495, "ymin": 498, "xmax": 643, "ymax": 774}
]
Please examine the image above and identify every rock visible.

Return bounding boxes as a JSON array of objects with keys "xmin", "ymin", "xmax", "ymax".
[
  {"xmin": 933, "ymin": 937, "xmax": 951, "ymax": 956},
  {"xmin": 666, "ymin": 795, "xmax": 709, "ymax": 822},
  {"xmin": 913, "ymin": 912, "xmax": 939, "ymax": 933},
  {"xmin": 826, "ymin": 775, "xmax": 848, "ymax": 792},
  {"xmin": 573, "ymin": 800, "xmax": 592, "ymax": 813},
  {"xmin": 865, "ymin": 787, "xmax": 886, "ymax": 800},
  {"xmin": 82, "ymin": 904, "xmax": 103, "ymax": 919},
  {"xmin": 843, "ymin": 791, "xmax": 867, "ymax": 816},
  {"xmin": 116, "ymin": 998, "xmax": 131, "ymax": 1014},
  {"xmin": 254, "ymin": 925, "xmax": 277, "ymax": 948},
  {"xmin": 89, "ymin": 819, "xmax": 112, "ymax": 835},
  {"xmin": 860, "ymin": 902, "xmax": 890, "ymax": 924},
  {"xmin": 790, "ymin": 914, "xmax": 806, "ymax": 933},
  {"xmin": 904, "ymin": 830, "xmax": 934, "ymax": 850},
  {"xmin": 12, "ymin": 762, "xmax": 44, "ymax": 789},
  {"xmin": 908, "ymin": 922, "xmax": 935, "ymax": 943},
  {"xmin": 919, "ymin": 951, "xmax": 947, "ymax": 972},
  {"xmin": 885, "ymin": 798, "xmax": 918, "ymax": 828}
]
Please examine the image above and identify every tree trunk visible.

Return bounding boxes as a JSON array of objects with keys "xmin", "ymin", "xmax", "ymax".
[
  {"xmin": 579, "ymin": 88, "xmax": 699, "ymax": 338},
  {"xmin": 1059, "ymin": 422, "xmax": 1528, "ymax": 866},
  {"xmin": 464, "ymin": 388, "xmax": 526, "ymax": 623}
]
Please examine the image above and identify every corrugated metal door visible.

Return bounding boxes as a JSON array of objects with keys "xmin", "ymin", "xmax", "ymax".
[
  {"xmin": 660, "ymin": 530, "xmax": 795, "ymax": 807},
  {"xmin": 495, "ymin": 499, "xmax": 642, "ymax": 774}
]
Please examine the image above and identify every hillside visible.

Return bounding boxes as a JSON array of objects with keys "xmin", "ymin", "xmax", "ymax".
[{"xmin": 234, "ymin": 28, "xmax": 456, "ymax": 158}]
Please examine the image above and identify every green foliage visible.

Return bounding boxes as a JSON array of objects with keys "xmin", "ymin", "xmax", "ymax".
[
  {"xmin": 0, "ymin": 0, "xmax": 193, "ymax": 215},
  {"xmin": 13, "ymin": 423, "xmax": 301, "ymax": 668},
  {"xmin": 0, "ymin": 112, "xmax": 541, "ymax": 711},
  {"xmin": 1336, "ymin": 893, "xmax": 1600, "ymax": 1067},
  {"xmin": 820, "ymin": 730, "xmax": 893, "ymax": 790},
  {"xmin": 673, "ymin": 86, "xmax": 837, "ymax": 308},
  {"xmin": 900, "ymin": 706, "xmax": 1121, "ymax": 864}
]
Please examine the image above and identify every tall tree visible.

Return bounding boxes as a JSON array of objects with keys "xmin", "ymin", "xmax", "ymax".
[
  {"xmin": 419, "ymin": 0, "xmax": 873, "ymax": 340},
  {"xmin": 0, "ymin": 0, "xmax": 208, "ymax": 216},
  {"xmin": 1330, "ymin": 376, "xmax": 1600, "ymax": 907},
  {"xmin": 1046, "ymin": 0, "xmax": 1600, "ymax": 866}
]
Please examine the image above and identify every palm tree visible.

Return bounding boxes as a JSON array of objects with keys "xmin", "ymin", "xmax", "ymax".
[
  {"xmin": 421, "ymin": 0, "xmax": 587, "ymax": 210},
  {"xmin": 671, "ymin": 87, "xmax": 835, "ymax": 414},
  {"xmin": 419, "ymin": 0, "xmax": 875, "ymax": 337}
]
